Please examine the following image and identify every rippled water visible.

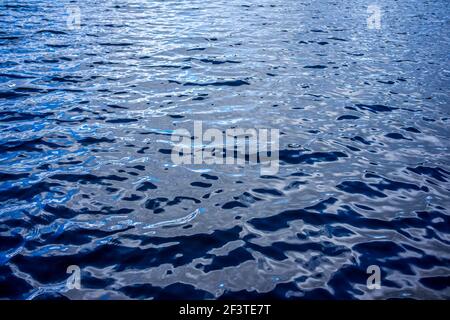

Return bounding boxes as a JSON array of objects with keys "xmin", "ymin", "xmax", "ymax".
[{"xmin": 1, "ymin": 0, "xmax": 450, "ymax": 299}]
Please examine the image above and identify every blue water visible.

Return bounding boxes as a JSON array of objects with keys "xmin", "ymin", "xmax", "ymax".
[{"xmin": 1, "ymin": 0, "xmax": 450, "ymax": 299}]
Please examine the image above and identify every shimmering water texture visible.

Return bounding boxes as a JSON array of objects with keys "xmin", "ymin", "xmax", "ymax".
[{"xmin": 1, "ymin": 0, "xmax": 450, "ymax": 300}]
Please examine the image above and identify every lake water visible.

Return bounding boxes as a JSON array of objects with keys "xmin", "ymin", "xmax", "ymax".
[{"xmin": 0, "ymin": 0, "xmax": 449, "ymax": 299}]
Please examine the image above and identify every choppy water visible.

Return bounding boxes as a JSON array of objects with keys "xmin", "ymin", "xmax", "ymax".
[{"xmin": 1, "ymin": 0, "xmax": 450, "ymax": 300}]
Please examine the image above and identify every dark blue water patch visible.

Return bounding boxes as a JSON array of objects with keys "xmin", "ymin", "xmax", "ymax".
[
  {"xmin": 105, "ymin": 118, "xmax": 138, "ymax": 123},
  {"xmin": 245, "ymin": 240, "xmax": 349, "ymax": 262},
  {"xmin": 349, "ymin": 136, "xmax": 372, "ymax": 145},
  {"xmin": 168, "ymin": 114, "xmax": 184, "ymax": 119},
  {"xmin": 327, "ymin": 37, "xmax": 348, "ymax": 42},
  {"xmin": 81, "ymin": 271, "xmax": 116, "ymax": 290},
  {"xmin": 378, "ymin": 80, "xmax": 395, "ymax": 85},
  {"xmin": 26, "ymin": 227, "xmax": 133, "ymax": 248},
  {"xmin": 43, "ymin": 204, "xmax": 134, "ymax": 219},
  {"xmin": 353, "ymin": 104, "xmax": 398, "ymax": 113},
  {"xmin": 365, "ymin": 174, "xmax": 428, "ymax": 193},
  {"xmin": 0, "ymin": 171, "xmax": 29, "ymax": 181},
  {"xmin": 252, "ymin": 188, "xmax": 284, "ymax": 197},
  {"xmin": 353, "ymin": 241, "xmax": 405, "ymax": 258},
  {"xmin": 48, "ymin": 75, "xmax": 86, "ymax": 83},
  {"xmin": 168, "ymin": 79, "xmax": 250, "ymax": 87},
  {"xmin": 46, "ymin": 43, "xmax": 71, "ymax": 48},
  {"xmin": 401, "ymin": 126, "xmax": 421, "ymax": 133},
  {"xmin": 222, "ymin": 201, "xmax": 248, "ymax": 210},
  {"xmin": 120, "ymin": 283, "xmax": 214, "ymax": 300},
  {"xmin": 201, "ymin": 173, "xmax": 218, "ymax": 180},
  {"xmin": 0, "ymin": 234, "xmax": 22, "ymax": 251},
  {"xmin": 0, "ymin": 73, "xmax": 35, "ymax": 79},
  {"xmin": 283, "ymin": 180, "xmax": 307, "ymax": 191},
  {"xmin": 0, "ymin": 265, "xmax": 33, "ymax": 299},
  {"xmin": 247, "ymin": 198, "xmax": 450, "ymax": 238},
  {"xmin": 186, "ymin": 58, "xmax": 241, "ymax": 65},
  {"xmin": 342, "ymin": 144, "xmax": 361, "ymax": 152},
  {"xmin": 31, "ymin": 292, "xmax": 69, "ymax": 300},
  {"xmin": 77, "ymin": 137, "xmax": 115, "ymax": 146},
  {"xmin": 247, "ymin": 209, "xmax": 303, "ymax": 232},
  {"xmin": 0, "ymin": 36, "xmax": 21, "ymax": 41},
  {"xmin": 304, "ymin": 65, "xmax": 327, "ymax": 69},
  {"xmin": 0, "ymin": 111, "xmax": 53, "ymax": 122},
  {"xmin": 419, "ymin": 276, "xmax": 450, "ymax": 291},
  {"xmin": 385, "ymin": 132, "xmax": 411, "ymax": 140},
  {"xmin": 235, "ymin": 192, "xmax": 263, "ymax": 205},
  {"xmin": 218, "ymin": 283, "xmax": 334, "ymax": 300},
  {"xmin": 97, "ymin": 42, "xmax": 134, "ymax": 47},
  {"xmin": 144, "ymin": 197, "xmax": 169, "ymax": 212},
  {"xmin": 0, "ymin": 91, "xmax": 29, "ymax": 99},
  {"xmin": 122, "ymin": 194, "xmax": 143, "ymax": 201},
  {"xmin": 136, "ymin": 181, "xmax": 158, "ymax": 191},
  {"xmin": 407, "ymin": 166, "xmax": 450, "ymax": 182},
  {"xmin": 200, "ymin": 247, "xmax": 254, "ymax": 273},
  {"xmin": 157, "ymin": 148, "xmax": 172, "ymax": 155},
  {"xmin": 0, "ymin": 182, "xmax": 62, "ymax": 202},
  {"xmin": 186, "ymin": 47, "xmax": 206, "ymax": 51},
  {"xmin": 248, "ymin": 197, "xmax": 338, "ymax": 231},
  {"xmin": 327, "ymin": 265, "xmax": 377, "ymax": 299},
  {"xmin": 337, "ymin": 114, "xmax": 360, "ymax": 120},
  {"xmin": 336, "ymin": 181, "xmax": 387, "ymax": 198},
  {"xmin": 279, "ymin": 150, "xmax": 348, "ymax": 165},
  {"xmin": 324, "ymin": 225, "xmax": 355, "ymax": 238},
  {"xmin": 49, "ymin": 173, "xmax": 128, "ymax": 185},
  {"xmin": 144, "ymin": 196, "xmax": 201, "ymax": 213},
  {"xmin": 35, "ymin": 29, "xmax": 67, "ymax": 35},
  {"xmin": 354, "ymin": 203, "xmax": 375, "ymax": 211},
  {"xmin": 190, "ymin": 181, "xmax": 212, "ymax": 188},
  {"xmin": 12, "ymin": 231, "xmax": 242, "ymax": 284}
]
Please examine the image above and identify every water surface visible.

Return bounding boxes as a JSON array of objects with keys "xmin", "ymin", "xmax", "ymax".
[{"xmin": 0, "ymin": 0, "xmax": 449, "ymax": 299}]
